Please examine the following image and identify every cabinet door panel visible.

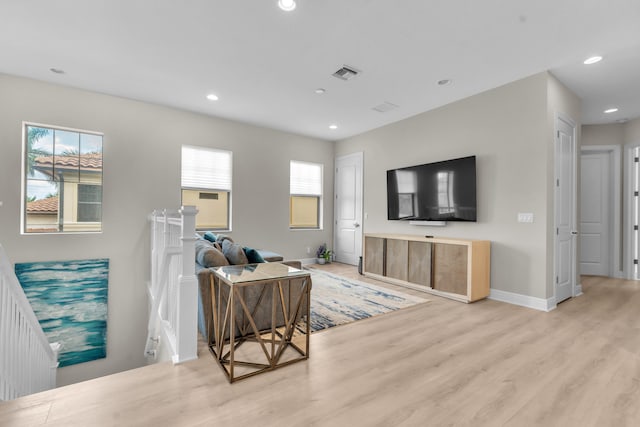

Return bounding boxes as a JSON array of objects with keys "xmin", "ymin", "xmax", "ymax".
[
  {"xmin": 408, "ymin": 241, "xmax": 431, "ymax": 287},
  {"xmin": 364, "ymin": 237, "xmax": 385, "ymax": 275},
  {"xmin": 432, "ymin": 243, "xmax": 468, "ymax": 296},
  {"xmin": 386, "ymin": 239, "xmax": 408, "ymax": 281}
]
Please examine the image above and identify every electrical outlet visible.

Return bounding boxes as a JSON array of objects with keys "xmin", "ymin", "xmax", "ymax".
[
  {"xmin": 517, "ymin": 213, "xmax": 534, "ymax": 223},
  {"xmin": 306, "ymin": 246, "xmax": 311, "ymax": 254}
]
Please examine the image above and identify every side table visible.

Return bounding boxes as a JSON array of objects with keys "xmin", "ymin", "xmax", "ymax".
[{"xmin": 208, "ymin": 263, "xmax": 311, "ymax": 382}]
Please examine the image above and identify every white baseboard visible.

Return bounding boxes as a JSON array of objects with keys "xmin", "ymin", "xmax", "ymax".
[
  {"xmin": 575, "ymin": 283, "xmax": 583, "ymax": 296},
  {"xmin": 489, "ymin": 288, "xmax": 556, "ymax": 312},
  {"xmin": 614, "ymin": 270, "xmax": 626, "ymax": 279}
]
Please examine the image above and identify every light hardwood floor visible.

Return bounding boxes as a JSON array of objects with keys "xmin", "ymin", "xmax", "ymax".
[{"xmin": 1, "ymin": 265, "xmax": 639, "ymax": 426}]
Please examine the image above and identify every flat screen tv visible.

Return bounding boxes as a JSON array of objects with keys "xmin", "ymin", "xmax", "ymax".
[{"xmin": 387, "ymin": 155, "xmax": 477, "ymax": 222}]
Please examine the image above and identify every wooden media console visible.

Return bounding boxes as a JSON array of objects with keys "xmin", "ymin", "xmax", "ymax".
[{"xmin": 363, "ymin": 233, "xmax": 490, "ymax": 303}]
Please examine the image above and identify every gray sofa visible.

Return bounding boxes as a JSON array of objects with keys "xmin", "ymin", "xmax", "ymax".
[{"xmin": 194, "ymin": 235, "xmax": 307, "ymax": 344}]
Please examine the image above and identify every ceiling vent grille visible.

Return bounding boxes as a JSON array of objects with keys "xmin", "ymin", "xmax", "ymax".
[
  {"xmin": 332, "ymin": 65, "xmax": 360, "ymax": 80},
  {"xmin": 372, "ymin": 101, "xmax": 399, "ymax": 113}
]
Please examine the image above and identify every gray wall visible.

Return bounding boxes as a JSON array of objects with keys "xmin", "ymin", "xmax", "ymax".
[
  {"xmin": 0, "ymin": 74, "xmax": 334, "ymax": 385},
  {"xmin": 624, "ymin": 117, "xmax": 640, "ymax": 143},
  {"xmin": 582, "ymin": 123, "xmax": 625, "ymax": 146},
  {"xmin": 336, "ymin": 72, "xmax": 581, "ymax": 301},
  {"xmin": 583, "ymin": 117, "xmax": 640, "ymax": 146}
]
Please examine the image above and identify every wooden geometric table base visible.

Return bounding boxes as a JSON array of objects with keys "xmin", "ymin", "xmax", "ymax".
[{"xmin": 208, "ymin": 271, "xmax": 311, "ymax": 383}]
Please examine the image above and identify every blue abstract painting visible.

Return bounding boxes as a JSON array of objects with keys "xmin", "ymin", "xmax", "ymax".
[{"xmin": 15, "ymin": 259, "xmax": 109, "ymax": 367}]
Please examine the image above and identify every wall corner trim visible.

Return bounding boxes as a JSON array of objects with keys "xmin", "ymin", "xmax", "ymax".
[{"xmin": 488, "ymin": 288, "xmax": 556, "ymax": 312}]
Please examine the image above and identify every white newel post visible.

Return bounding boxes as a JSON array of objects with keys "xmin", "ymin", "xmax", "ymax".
[{"xmin": 174, "ymin": 205, "xmax": 198, "ymax": 363}]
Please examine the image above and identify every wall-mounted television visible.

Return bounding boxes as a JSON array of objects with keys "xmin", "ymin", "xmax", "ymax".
[{"xmin": 387, "ymin": 155, "xmax": 477, "ymax": 222}]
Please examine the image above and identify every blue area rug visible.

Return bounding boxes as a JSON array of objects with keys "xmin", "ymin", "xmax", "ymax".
[{"xmin": 305, "ymin": 268, "xmax": 428, "ymax": 332}]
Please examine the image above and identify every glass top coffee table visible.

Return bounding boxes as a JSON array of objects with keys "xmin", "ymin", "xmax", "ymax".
[{"xmin": 208, "ymin": 263, "xmax": 311, "ymax": 382}]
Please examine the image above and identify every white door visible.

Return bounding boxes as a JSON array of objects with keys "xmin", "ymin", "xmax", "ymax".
[
  {"xmin": 555, "ymin": 117, "xmax": 577, "ymax": 303},
  {"xmin": 631, "ymin": 146, "xmax": 640, "ymax": 280},
  {"xmin": 580, "ymin": 152, "xmax": 611, "ymax": 276},
  {"xmin": 334, "ymin": 152, "xmax": 363, "ymax": 265}
]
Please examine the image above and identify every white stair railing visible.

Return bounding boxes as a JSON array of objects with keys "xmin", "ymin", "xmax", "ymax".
[
  {"xmin": 0, "ymin": 244, "xmax": 60, "ymax": 401},
  {"xmin": 146, "ymin": 206, "xmax": 198, "ymax": 364}
]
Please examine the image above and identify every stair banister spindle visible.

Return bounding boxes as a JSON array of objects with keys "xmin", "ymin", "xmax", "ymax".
[{"xmin": 0, "ymin": 244, "xmax": 60, "ymax": 400}]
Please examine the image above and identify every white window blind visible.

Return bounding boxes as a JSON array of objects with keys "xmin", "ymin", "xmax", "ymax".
[
  {"xmin": 181, "ymin": 145, "xmax": 232, "ymax": 190},
  {"xmin": 290, "ymin": 161, "xmax": 322, "ymax": 195}
]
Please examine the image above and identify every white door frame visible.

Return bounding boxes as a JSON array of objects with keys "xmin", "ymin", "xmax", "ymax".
[
  {"xmin": 624, "ymin": 143, "xmax": 640, "ymax": 280},
  {"xmin": 580, "ymin": 145, "xmax": 622, "ymax": 278},
  {"xmin": 554, "ymin": 113, "xmax": 578, "ymax": 302}
]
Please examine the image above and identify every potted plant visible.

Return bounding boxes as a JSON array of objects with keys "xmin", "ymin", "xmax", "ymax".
[
  {"xmin": 316, "ymin": 243, "xmax": 332, "ymax": 264},
  {"xmin": 322, "ymin": 249, "xmax": 333, "ymax": 264}
]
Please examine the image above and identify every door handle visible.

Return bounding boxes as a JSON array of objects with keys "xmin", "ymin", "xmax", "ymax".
[
  {"xmin": 571, "ymin": 231, "xmax": 578, "ymax": 235},
  {"xmin": 354, "ymin": 222, "xmax": 360, "ymax": 228}
]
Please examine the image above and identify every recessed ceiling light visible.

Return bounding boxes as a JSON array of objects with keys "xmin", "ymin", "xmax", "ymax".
[
  {"xmin": 329, "ymin": 124, "xmax": 338, "ymax": 130},
  {"xmin": 50, "ymin": 68, "xmax": 65, "ymax": 74},
  {"xmin": 278, "ymin": 0, "xmax": 296, "ymax": 11},
  {"xmin": 604, "ymin": 108, "xmax": 618, "ymax": 114},
  {"xmin": 583, "ymin": 56, "xmax": 603, "ymax": 65},
  {"xmin": 437, "ymin": 79, "xmax": 452, "ymax": 86},
  {"xmin": 206, "ymin": 93, "xmax": 219, "ymax": 101},
  {"xmin": 315, "ymin": 88, "xmax": 326, "ymax": 94}
]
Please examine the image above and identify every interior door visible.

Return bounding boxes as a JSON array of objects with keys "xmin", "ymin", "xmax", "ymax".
[
  {"xmin": 555, "ymin": 117, "xmax": 576, "ymax": 303},
  {"xmin": 632, "ymin": 146, "xmax": 640, "ymax": 280},
  {"xmin": 580, "ymin": 151, "xmax": 611, "ymax": 276},
  {"xmin": 334, "ymin": 152, "xmax": 363, "ymax": 265}
]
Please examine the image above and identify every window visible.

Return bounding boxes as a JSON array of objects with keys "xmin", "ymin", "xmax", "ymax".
[
  {"xmin": 290, "ymin": 160, "xmax": 322, "ymax": 229},
  {"xmin": 77, "ymin": 184, "xmax": 102, "ymax": 222},
  {"xmin": 22, "ymin": 123, "xmax": 103, "ymax": 233},
  {"xmin": 181, "ymin": 145, "xmax": 232, "ymax": 231},
  {"xmin": 437, "ymin": 171, "xmax": 455, "ymax": 214}
]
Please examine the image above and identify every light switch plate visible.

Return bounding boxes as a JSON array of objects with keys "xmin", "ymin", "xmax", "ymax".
[{"xmin": 518, "ymin": 213, "xmax": 534, "ymax": 223}]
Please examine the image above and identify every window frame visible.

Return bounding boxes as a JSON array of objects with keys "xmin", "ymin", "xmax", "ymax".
[
  {"xmin": 289, "ymin": 160, "xmax": 323, "ymax": 230},
  {"xmin": 21, "ymin": 121, "xmax": 104, "ymax": 235}
]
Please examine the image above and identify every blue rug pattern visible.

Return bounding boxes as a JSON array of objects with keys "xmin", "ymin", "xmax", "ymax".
[{"xmin": 305, "ymin": 268, "xmax": 428, "ymax": 332}]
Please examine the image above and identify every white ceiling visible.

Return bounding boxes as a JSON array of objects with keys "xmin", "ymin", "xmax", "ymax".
[{"xmin": 2, "ymin": 0, "xmax": 640, "ymax": 140}]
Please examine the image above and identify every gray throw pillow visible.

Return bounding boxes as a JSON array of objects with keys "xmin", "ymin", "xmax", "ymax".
[
  {"xmin": 195, "ymin": 240, "xmax": 229, "ymax": 267},
  {"xmin": 222, "ymin": 239, "xmax": 249, "ymax": 265},
  {"xmin": 216, "ymin": 234, "xmax": 234, "ymax": 246}
]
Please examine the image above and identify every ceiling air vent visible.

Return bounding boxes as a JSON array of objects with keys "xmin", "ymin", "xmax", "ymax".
[
  {"xmin": 372, "ymin": 101, "xmax": 399, "ymax": 113},
  {"xmin": 332, "ymin": 65, "xmax": 360, "ymax": 81}
]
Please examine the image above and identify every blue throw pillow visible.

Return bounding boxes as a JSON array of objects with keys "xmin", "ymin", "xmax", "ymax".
[
  {"xmin": 243, "ymin": 247, "xmax": 266, "ymax": 263},
  {"xmin": 203, "ymin": 231, "xmax": 217, "ymax": 243}
]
